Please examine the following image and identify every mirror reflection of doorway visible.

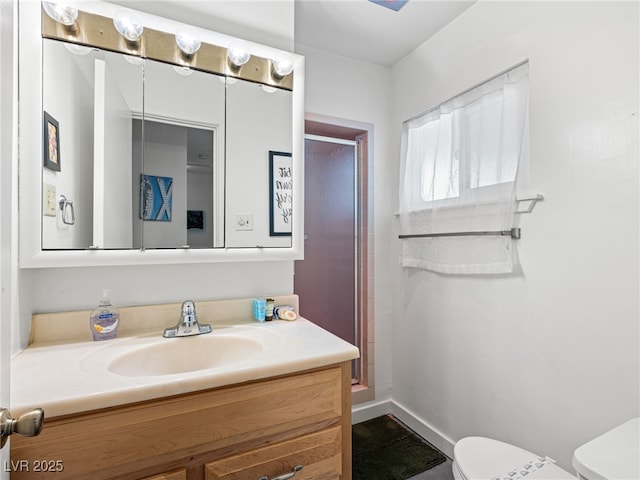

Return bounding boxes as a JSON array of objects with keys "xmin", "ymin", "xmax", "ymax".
[
  {"xmin": 295, "ymin": 121, "xmax": 370, "ymax": 387},
  {"xmin": 131, "ymin": 118, "xmax": 220, "ymax": 249}
]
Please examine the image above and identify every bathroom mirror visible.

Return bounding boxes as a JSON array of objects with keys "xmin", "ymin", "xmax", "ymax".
[
  {"xmin": 135, "ymin": 58, "xmax": 225, "ymax": 249},
  {"xmin": 42, "ymin": 39, "xmax": 142, "ymax": 249},
  {"xmin": 226, "ymin": 78, "xmax": 293, "ymax": 248},
  {"xmin": 20, "ymin": 0, "xmax": 303, "ymax": 267},
  {"xmin": 41, "ymin": 39, "xmax": 225, "ymax": 250}
]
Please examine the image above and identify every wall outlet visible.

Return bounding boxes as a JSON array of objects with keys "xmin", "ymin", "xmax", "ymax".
[
  {"xmin": 43, "ymin": 183, "xmax": 56, "ymax": 217},
  {"xmin": 236, "ymin": 214, "xmax": 253, "ymax": 231}
]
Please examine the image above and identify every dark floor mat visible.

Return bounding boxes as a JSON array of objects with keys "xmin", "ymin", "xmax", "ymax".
[{"xmin": 352, "ymin": 415, "xmax": 447, "ymax": 480}]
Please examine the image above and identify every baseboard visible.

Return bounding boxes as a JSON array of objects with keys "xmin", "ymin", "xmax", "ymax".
[
  {"xmin": 390, "ymin": 401, "xmax": 456, "ymax": 460},
  {"xmin": 351, "ymin": 399, "xmax": 392, "ymax": 425}
]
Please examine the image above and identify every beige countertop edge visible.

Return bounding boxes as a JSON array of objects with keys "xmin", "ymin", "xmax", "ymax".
[{"xmin": 13, "ymin": 350, "xmax": 359, "ymax": 419}]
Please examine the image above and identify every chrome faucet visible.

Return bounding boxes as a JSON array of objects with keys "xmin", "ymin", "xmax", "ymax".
[{"xmin": 163, "ymin": 300, "xmax": 212, "ymax": 338}]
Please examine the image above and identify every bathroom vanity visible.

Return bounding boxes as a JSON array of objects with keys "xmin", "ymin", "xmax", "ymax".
[
  {"xmin": 11, "ymin": 364, "xmax": 350, "ymax": 480},
  {"xmin": 10, "ymin": 296, "xmax": 359, "ymax": 480}
]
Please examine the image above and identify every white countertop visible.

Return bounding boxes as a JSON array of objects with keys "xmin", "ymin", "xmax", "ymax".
[{"xmin": 11, "ymin": 318, "xmax": 359, "ymax": 418}]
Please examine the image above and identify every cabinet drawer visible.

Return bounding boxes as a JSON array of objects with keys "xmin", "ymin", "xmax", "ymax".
[{"xmin": 206, "ymin": 426, "xmax": 341, "ymax": 480}]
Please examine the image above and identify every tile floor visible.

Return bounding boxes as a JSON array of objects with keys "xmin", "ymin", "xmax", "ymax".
[{"xmin": 407, "ymin": 458, "xmax": 454, "ymax": 480}]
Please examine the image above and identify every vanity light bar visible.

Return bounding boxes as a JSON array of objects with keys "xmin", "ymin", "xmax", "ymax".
[{"xmin": 40, "ymin": 6, "xmax": 294, "ymax": 91}]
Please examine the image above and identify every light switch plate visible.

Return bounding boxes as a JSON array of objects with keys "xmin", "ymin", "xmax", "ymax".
[
  {"xmin": 43, "ymin": 183, "xmax": 56, "ymax": 217},
  {"xmin": 236, "ymin": 214, "xmax": 253, "ymax": 231}
]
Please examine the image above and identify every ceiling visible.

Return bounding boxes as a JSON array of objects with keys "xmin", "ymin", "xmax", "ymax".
[
  {"xmin": 111, "ymin": 0, "xmax": 476, "ymax": 68},
  {"xmin": 294, "ymin": 0, "xmax": 476, "ymax": 67}
]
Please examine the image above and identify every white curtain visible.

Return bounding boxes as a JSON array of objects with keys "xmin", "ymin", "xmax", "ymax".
[{"xmin": 399, "ymin": 62, "xmax": 529, "ymax": 274}]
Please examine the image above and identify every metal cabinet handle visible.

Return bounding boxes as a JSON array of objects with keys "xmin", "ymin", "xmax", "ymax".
[
  {"xmin": 258, "ymin": 464, "xmax": 303, "ymax": 480},
  {"xmin": 0, "ymin": 408, "xmax": 45, "ymax": 448}
]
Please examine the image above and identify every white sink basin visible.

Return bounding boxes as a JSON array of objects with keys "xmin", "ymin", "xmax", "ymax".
[{"xmin": 107, "ymin": 333, "xmax": 264, "ymax": 377}]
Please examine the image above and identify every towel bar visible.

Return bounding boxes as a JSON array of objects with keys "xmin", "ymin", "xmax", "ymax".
[{"xmin": 399, "ymin": 227, "xmax": 521, "ymax": 240}]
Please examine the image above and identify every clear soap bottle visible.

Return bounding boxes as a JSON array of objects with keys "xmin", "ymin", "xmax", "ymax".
[{"xmin": 89, "ymin": 289, "xmax": 120, "ymax": 341}]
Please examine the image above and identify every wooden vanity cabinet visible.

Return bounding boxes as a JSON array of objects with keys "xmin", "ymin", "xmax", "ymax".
[
  {"xmin": 10, "ymin": 362, "xmax": 352, "ymax": 480},
  {"xmin": 142, "ymin": 471, "xmax": 187, "ymax": 480}
]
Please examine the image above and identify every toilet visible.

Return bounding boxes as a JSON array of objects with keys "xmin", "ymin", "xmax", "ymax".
[{"xmin": 452, "ymin": 417, "xmax": 639, "ymax": 480}]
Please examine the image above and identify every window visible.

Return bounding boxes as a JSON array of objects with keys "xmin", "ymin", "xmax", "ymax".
[{"xmin": 399, "ymin": 62, "xmax": 529, "ymax": 274}]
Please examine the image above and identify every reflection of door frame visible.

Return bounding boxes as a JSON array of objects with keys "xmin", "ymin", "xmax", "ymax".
[
  {"xmin": 132, "ymin": 114, "xmax": 224, "ymax": 248},
  {"xmin": 304, "ymin": 115, "xmax": 374, "ymax": 405}
]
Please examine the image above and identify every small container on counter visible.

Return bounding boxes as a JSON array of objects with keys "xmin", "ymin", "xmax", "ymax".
[
  {"xmin": 274, "ymin": 305, "xmax": 297, "ymax": 321},
  {"xmin": 253, "ymin": 298, "xmax": 266, "ymax": 322},
  {"xmin": 265, "ymin": 298, "xmax": 275, "ymax": 321},
  {"xmin": 89, "ymin": 289, "xmax": 120, "ymax": 340}
]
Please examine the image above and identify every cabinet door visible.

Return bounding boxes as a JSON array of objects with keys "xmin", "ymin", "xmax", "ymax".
[
  {"xmin": 141, "ymin": 470, "xmax": 186, "ymax": 480},
  {"xmin": 11, "ymin": 366, "xmax": 343, "ymax": 480},
  {"xmin": 206, "ymin": 426, "xmax": 341, "ymax": 480}
]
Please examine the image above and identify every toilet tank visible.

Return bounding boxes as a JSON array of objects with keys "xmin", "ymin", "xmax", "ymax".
[{"xmin": 572, "ymin": 418, "xmax": 639, "ymax": 480}]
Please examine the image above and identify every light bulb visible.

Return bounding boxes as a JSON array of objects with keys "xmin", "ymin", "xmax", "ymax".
[
  {"xmin": 113, "ymin": 10, "xmax": 143, "ymax": 42},
  {"xmin": 64, "ymin": 43, "xmax": 92, "ymax": 56},
  {"xmin": 175, "ymin": 26, "xmax": 201, "ymax": 55},
  {"xmin": 42, "ymin": 1, "xmax": 78, "ymax": 26},
  {"xmin": 123, "ymin": 54, "xmax": 144, "ymax": 66},
  {"xmin": 173, "ymin": 65, "xmax": 193, "ymax": 76},
  {"xmin": 228, "ymin": 40, "xmax": 250, "ymax": 67},
  {"xmin": 272, "ymin": 52, "xmax": 294, "ymax": 78}
]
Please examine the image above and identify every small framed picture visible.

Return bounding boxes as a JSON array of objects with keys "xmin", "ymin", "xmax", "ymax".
[
  {"xmin": 269, "ymin": 150, "xmax": 293, "ymax": 236},
  {"xmin": 187, "ymin": 210, "xmax": 204, "ymax": 230},
  {"xmin": 43, "ymin": 111, "xmax": 61, "ymax": 172},
  {"xmin": 140, "ymin": 174, "xmax": 173, "ymax": 221}
]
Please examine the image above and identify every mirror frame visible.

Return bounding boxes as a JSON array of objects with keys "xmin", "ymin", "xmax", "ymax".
[{"xmin": 18, "ymin": 0, "xmax": 304, "ymax": 268}]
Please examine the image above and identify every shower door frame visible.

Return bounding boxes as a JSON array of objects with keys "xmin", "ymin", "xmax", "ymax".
[{"xmin": 300, "ymin": 115, "xmax": 374, "ymax": 404}]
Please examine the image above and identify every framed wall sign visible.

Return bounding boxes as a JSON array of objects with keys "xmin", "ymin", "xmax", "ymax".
[
  {"xmin": 140, "ymin": 174, "xmax": 173, "ymax": 221},
  {"xmin": 43, "ymin": 111, "xmax": 61, "ymax": 172},
  {"xmin": 269, "ymin": 150, "xmax": 293, "ymax": 236}
]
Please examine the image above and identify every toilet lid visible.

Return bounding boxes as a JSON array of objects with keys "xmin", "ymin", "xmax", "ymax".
[
  {"xmin": 454, "ymin": 436, "xmax": 574, "ymax": 480},
  {"xmin": 572, "ymin": 418, "xmax": 640, "ymax": 480}
]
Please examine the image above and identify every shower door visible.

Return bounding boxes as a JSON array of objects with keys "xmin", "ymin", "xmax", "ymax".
[{"xmin": 295, "ymin": 135, "xmax": 359, "ymax": 380}]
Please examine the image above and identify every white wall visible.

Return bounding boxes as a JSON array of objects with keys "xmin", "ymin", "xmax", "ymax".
[
  {"xmin": 297, "ymin": 45, "xmax": 394, "ymax": 410},
  {"xmin": 389, "ymin": 1, "xmax": 639, "ymax": 469},
  {"xmin": 27, "ymin": 262, "xmax": 295, "ymax": 313}
]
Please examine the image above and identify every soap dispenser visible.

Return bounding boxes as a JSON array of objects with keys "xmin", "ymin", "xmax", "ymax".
[{"xmin": 89, "ymin": 289, "xmax": 120, "ymax": 341}]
